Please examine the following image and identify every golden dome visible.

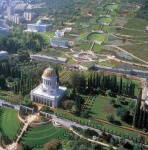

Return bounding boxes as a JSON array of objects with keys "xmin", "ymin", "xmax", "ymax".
[{"xmin": 42, "ymin": 67, "xmax": 56, "ymax": 77}]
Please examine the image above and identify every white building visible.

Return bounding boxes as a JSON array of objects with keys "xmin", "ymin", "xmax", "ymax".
[
  {"xmin": 31, "ymin": 66, "xmax": 67, "ymax": 107},
  {"xmin": 23, "ymin": 12, "xmax": 35, "ymax": 21},
  {"xmin": 55, "ymin": 30, "xmax": 64, "ymax": 37},
  {"xmin": 0, "ymin": 51, "xmax": 8, "ymax": 57},
  {"xmin": 24, "ymin": 20, "xmax": 52, "ymax": 32},
  {"xmin": 7, "ymin": 6, "xmax": 15, "ymax": 20}
]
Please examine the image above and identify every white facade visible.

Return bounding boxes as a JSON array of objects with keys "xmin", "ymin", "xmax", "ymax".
[
  {"xmin": 7, "ymin": 6, "xmax": 15, "ymax": 20},
  {"xmin": 23, "ymin": 12, "xmax": 35, "ymax": 21},
  {"xmin": 24, "ymin": 20, "xmax": 52, "ymax": 32},
  {"xmin": 0, "ymin": 51, "xmax": 8, "ymax": 57},
  {"xmin": 55, "ymin": 30, "xmax": 64, "ymax": 37},
  {"xmin": 31, "ymin": 67, "xmax": 67, "ymax": 107}
]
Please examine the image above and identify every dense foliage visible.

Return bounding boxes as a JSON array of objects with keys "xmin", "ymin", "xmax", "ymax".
[
  {"xmin": 0, "ymin": 32, "xmax": 46, "ymax": 54},
  {"xmin": 136, "ymin": 1, "xmax": 148, "ymax": 20}
]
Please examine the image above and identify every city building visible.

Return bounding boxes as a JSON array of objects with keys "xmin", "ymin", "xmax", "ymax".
[
  {"xmin": 0, "ymin": 51, "xmax": 8, "ymax": 57},
  {"xmin": 0, "ymin": 28, "xmax": 9, "ymax": 34},
  {"xmin": 0, "ymin": 19, "xmax": 6, "ymax": 27},
  {"xmin": 55, "ymin": 30, "xmax": 64, "ymax": 37},
  {"xmin": 12, "ymin": 14, "xmax": 23, "ymax": 24},
  {"xmin": 15, "ymin": 3, "xmax": 27, "ymax": 10},
  {"xmin": 24, "ymin": 20, "xmax": 52, "ymax": 32},
  {"xmin": 7, "ymin": 6, "xmax": 15, "ymax": 20},
  {"xmin": 51, "ymin": 38, "xmax": 69, "ymax": 48},
  {"xmin": 23, "ymin": 12, "xmax": 35, "ymax": 21},
  {"xmin": 31, "ymin": 66, "xmax": 67, "ymax": 107}
]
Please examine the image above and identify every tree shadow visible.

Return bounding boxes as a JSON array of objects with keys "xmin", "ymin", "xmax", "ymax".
[
  {"xmin": 114, "ymin": 104, "xmax": 121, "ymax": 108},
  {"xmin": 114, "ymin": 120, "xmax": 122, "ymax": 126},
  {"xmin": 88, "ymin": 110, "xmax": 96, "ymax": 115},
  {"xmin": 125, "ymin": 115, "xmax": 133, "ymax": 125}
]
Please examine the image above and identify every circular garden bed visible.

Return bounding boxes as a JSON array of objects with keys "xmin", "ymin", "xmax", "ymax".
[
  {"xmin": 104, "ymin": 3, "xmax": 118, "ymax": 11},
  {"xmin": 87, "ymin": 32, "xmax": 106, "ymax": 43},
  {"xmin": 96, "ymin": 16, "xmax": 112, "ymax": 24}
]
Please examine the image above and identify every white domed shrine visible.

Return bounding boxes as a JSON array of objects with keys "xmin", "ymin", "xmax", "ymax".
[{"xmin": 31, "ymin": 66, "xmax": 67, "ymax": 107}]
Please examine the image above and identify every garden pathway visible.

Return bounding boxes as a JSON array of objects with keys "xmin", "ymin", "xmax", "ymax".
[
  {"xmin": 51, "ymin": 114, "xmax": 148, "ymax": 148},
  {"xmin": 70, "ymin": 128, "xmax": 117, "ymax": 149}
]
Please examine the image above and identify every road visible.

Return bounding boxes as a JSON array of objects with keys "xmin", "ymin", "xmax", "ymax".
[
  {"xmin": 51, "ymin": 114, "xmax": 148, "ymax": 148},
  {"xmin": 0, "ymin": 99, "xmax": 148, "ymax": 148},
  {"xmin": 0, "ymin": 99, "xmax": 20, "ymax": 110}
]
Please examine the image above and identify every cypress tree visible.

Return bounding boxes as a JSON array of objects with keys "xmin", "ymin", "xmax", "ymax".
[
  {"xmin": 119, "ymin": 77, "xmax": 122, "ymax": 95},
  {"xmin": 138, "ymin": 109, "xmax": 143, "ymax": 129},
  {"xmin": 133, "ymin": 89, "xmax": 142, "ymax": 128},
  {"xmin": 142, "ymin": 108, "xmax": 147, "ymax": 129},
  {"xmin": 94, "ymin": 72, "xmax": 98, "ymax": 89}
]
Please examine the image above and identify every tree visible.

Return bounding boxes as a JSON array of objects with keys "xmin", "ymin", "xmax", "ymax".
[
  {"xmin": 128, "ymin": 100, "xmax": 135, "ymax": 110},
  {"xmin": 119, "ymin": 77, "xmax": 123, "ymax": 95},
  {"xmin": 81, "ymin": 109, "xmax": 89, "ymax": 118},
  {"xmin": 43, "ymin": 139, "xmax": 61, "ymax": 150},
  {"xmin": 18, "ymin": 52, "xmax": 30, "ymax": 62},
  {"xmin": 106, "ymin": 90, "xmax": 111, "ymax": 96},
  {"xmin": 40, "ymin": 105, "xmax": 52, "ymax": 113},
  {"xmin": 79, "ymin": 144, "xmax": 87, "ymax": 150},
  {"xmin": 71, "ymin": 104, "xmax": 79, "ymax": 114},
  {"xmin": 142, "ymin": 108, "xmax": 147, "ymax": 129},
  {"xmin": 62, "ymin": 100, "xmax": 75, "ymax": 110},
  {"xmin": 138, "ymin": 109, "xmax": 144, "ymax": 129},
  {"xmin": 117, "ymin": 96, "xmax": 125, "ymax": 104},
  {"xmin": 133, "ymin": 89, "xmax": 142, "ymax": 128},
  {"xmin": 110, "ymin": 98, "xmax": 115, "ymax": 107},
  {"xmin": 21, "ymin": 100, "xmax": 33, "ymax": 107},
  {"xmin": 0, "ymin": 75, "xmax": 6, "ymax": 90},
  {"xmin": 18, "ymin": 143, "xmax": 32, "ymax": 150},
  {"xmin": 106, "ymin": 114, "xmax": 115, "ymax": 123},
  {"xmin": 70, "ymin": 72, "xmax": 86, "ymax": 93},
  {"xmin": 117, "ymin": 107, "xmax": 129, "ymax": 121}
]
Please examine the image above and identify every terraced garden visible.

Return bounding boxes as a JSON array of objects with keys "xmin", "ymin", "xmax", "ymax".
[
  {"xmin": 20, "ymin": 123, "xmax": 70, "ymax": 147},
  {"xmin": 0, "ymin": 107, "xmax": 21, "ymax": 140},
  {"xmin": 119, "ymin": 43, "xmax": 148, "ymax": 62},
  {"xmin": 96, "ymin": 16, "xmax": 112, "ymax": 24},
  {"xmin": 104, "ymin": 3, "xmax": 118, "ymax": 11},
  {"xmin": 87, "ymin": 32, "xmax": 106, "ymax": 42},
  {"xmin": 124, "ymin": 18, "xmax": 148, "ymax": 30},
  {"xmin": 116, "ymin": 28, "xmax": 148, "ymax": 36}
]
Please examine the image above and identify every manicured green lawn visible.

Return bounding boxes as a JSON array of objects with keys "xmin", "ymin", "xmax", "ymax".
[
  {"xmin": 0, "ymin": 108, "xmax": 21, "ymax": 140},
  {"xmin": 91, "ymin": 24, "xmax": 99, "ymax": 30},
  {"xmin": 87, "ymin": 33, "xmax": 106, "ymax": 42},
  {"xmin": 102, "ymin": 26, "xmax": 116, "ymax": 32},
  {"xmin": 80, "ymin": 42, "xmax": 92, "ymax": 50},
  {"xmin": 85, "ymin": 95, "xmax": 139, "ymax": 140},
  {"xmin": 104, "ymin": 4, "xmax": 118, "ymax": 11},
  {"xmin": 86, "ymin": 95, "xmax": 133, "ymax": 122},
  {"xmin": 64, "ymin": 141, "xmax": 72, "ymax": 150},
  {"xmin": 54, "ymin": 107, "xmax": 138, "ymax": 140},
  {"xmin": 21, "ymin": 123, "xmax": 68, "ymax": 147},
  {"xmin": 92, "ymin": 43, "xmax": 102, "ymax": 53},
  {"xmin": 97, "ymin": 17, "xmax": 112, "ymax": 24}
]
